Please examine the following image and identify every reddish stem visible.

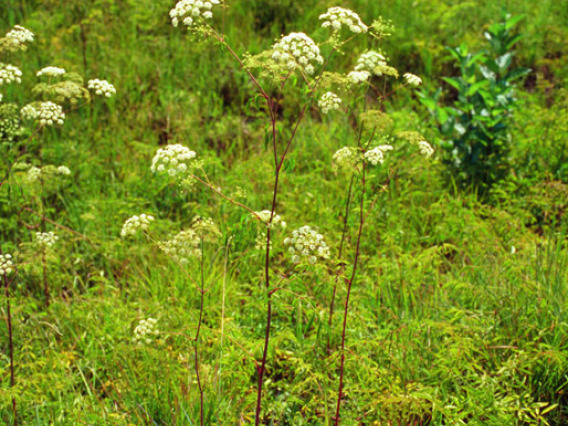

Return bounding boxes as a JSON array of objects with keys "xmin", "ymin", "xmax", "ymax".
[{"xmin": 334, "ymin": 161, "xmax": 366, "ymax": 425}]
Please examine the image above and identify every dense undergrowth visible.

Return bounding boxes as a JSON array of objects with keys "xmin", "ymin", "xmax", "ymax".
[{"xmin": 1, "ymin": 0, "xmax": 568, "ymax": 424}]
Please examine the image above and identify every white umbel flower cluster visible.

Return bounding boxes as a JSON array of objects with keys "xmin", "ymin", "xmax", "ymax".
[
  {"xmin": 36, "ymin": 102, "xmax": 65, "ymax": 126},
  {"xmin": 5, "ymin": 25, "xmax": 34, "ymax": 47},
  {"xmin": 284, "ymin": 226, "xmax": 330, "ymax": 265},
  {"xmin": 36, "ymin": 231, "xmax": 58, "ymax": 248},
  {"xmin": 191, "ymin": 216, "xmax": 221, "ymax": 242},
  {"xmin": 319, "ymin": 7, "xmax": 367, "ymax": 34},
  {"xmin": 121, "ymin": 214, "xmax": 155, "ymax": 238},
  {"xmin": 151, "ymin": 144, "xmax": 197, "ymax": 178},
  {"xmin": 0, "ymin": 64, "xmax": 23, "ymax": 86},
  {"xmin": 364, "ymin": 145, "xmax": 393, "ymax": 166},
  {"xmin": 36, "ymin": 67, "xmax": 66, "ymax": 78},
  {"xmin": 27, "ymin": 165, "xmax": 72, "ymax": 182},
  {"xmin": 354, "ymin": 51, "xmax": 388, "ymax": 76},
  {"xmin": 20, "ymin": 104, "xmax": 38, "ymax": 121},
  {"xmin": 332, "ymin": 146, "xmax": 360, "ymax": 173},
  {"xmin": 0, "ymin": 254, "xmax": 14, "ymax": 276},
  {"xmin": 272, "ymin": 32, "xmax": 324, "ymax": 76},
  {"xmin": 57, "ymin": 165, "xmax": 71, "ymax": 175},
  {"xmin": 0, "ymin": 94, "xmax": 3, "ymax": 103},
  {"xmin": 133, "ymin": 318, "xmax": 158, "ymax": 345},
  {"xmin": 87, "ymin": 79, "xmax": 116, "ymax": 98},
  {"xmin": 346, "ymin": 70, "xmax": 370, "ymax": 84},
  {"xmin": 169, "ymin": 0, "xmax": 221, "ymax": 27},
  {"xmin": 255, "ymin": 232, "xmax": 271, "ymax": 251},
  {"xmin": 27, "ymin": 166, "xmax": 41, "ymax": 182},
  {"xmin": 318, "ymin": 92, "xmax": 342, "ymax": 114},
  {"xmin": 418, "ymin": 141, "xmax": 434, "ymax": 157},
  {"xmin": 159, "ymin": 229, "xmax": 201, "ymax": 265},
  {"xmin": 404, "ymin": 73, "xmax": 422, "ymax": 87},
  {"xmin": 253, "ymin": 210, "xmax": 286, "ymax": 229}
]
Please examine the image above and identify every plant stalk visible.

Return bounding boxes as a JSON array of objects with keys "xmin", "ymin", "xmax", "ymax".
[{"xmin": 334, "ymin": 161, "xmax": 366, "ymax": 425}]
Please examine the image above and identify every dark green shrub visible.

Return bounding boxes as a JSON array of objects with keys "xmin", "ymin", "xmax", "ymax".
[{"xmin": 419, "ymin": 14, "xmax": 530, "ymax": 193}]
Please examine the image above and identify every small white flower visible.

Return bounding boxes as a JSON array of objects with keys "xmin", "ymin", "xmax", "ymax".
[
  {"xmin": 170, "ymin": 0, "xmax": 222, "ymax": 28},
  {"xmin": 20, "ymin": 104, "xmax": 39, "ymax": 121},
  {"xmin": 255, "ymin": 232, "xmax": 272, "ymax": 251},
  {"xmin": 354, "ymin": 51, "xmax": 388, "ymax": 76},
  {"xmin": 318, "ymin": 92, "xmax": 342, "ymax": 114},
  {"xmin": 87, "ymin": 79, "xmax": 116, "ymax": 98},
  {"xmin": 284, "ymin": 226, "xmax": 330, "ymax": 264},
  {"xmin": 404, "ymin": 73, "xmax": 422, "ymax": 87},
  {"xmin": 253, "ymin": 210, "xmax": 286, "ymax": 229},
  {"xmin": 151, "ymin": 144, "xmax": 197, "ymax": 178},
  {"xmin": 121, "ymin": 214, "xmax": 155, "ymax": 238},
  {"xmin": 364, "ymin": 145, "xmax": 393, "ymax": 166},
  {"xmin": 57, "ymin": 166, "xmax": 71, "ymax": 175},
  {"xmin": 133, "ymin": 318, "xmax": 159, "ymax": 345},
  {"xmin": 0, "ymin": 64, "xmax": 23, "ymax": 86},
  {"xmin": 319, "ymin": 7, "xmax": 367, "ymax": 34},
  {"xmin": 332, "ymin": 146, "xmax": 360, "ymax": 173},
  {"xmin": 0, "ymin": 254, "xmax": 14, "ymax": 276},
  {"xmin": 346, "ymin": 70, "xmax": 370, "ymax": 84},
  {"xmin": 191, "ymin": 216, "xmax": 221, "ymax": 242},
  {"xmin": 37, "ymin": 102, "xmax": 65, "ymax": 126},
  {"xmin": 36, "ymin": 67, "xmax": 66, "ymax": 78},
  {"xmin": 36, "ymin": 232, "xmax": 58, "ymax": 248},
  {"xmin": 418, "ymin": 141, "xmax": 434, "ymax": 158},
  {"xmin": 159, "ymin": 229, "xmax": 201, "ymax": 265},
  {"xmin": 272, "ymin": 33, "xmax": 323, "ymax": 75},
  {"xmin": 5, "ymin": 25, "xmax": 34, "ymax": 48},
  {"xmin": 27, "ymin": 166, "xmax": 42, "ymax": 182}
]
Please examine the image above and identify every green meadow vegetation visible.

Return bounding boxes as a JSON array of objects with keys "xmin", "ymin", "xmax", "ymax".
[{"xmin": 1, "ymin": 0, "xmax": 568, "ymax": 424}]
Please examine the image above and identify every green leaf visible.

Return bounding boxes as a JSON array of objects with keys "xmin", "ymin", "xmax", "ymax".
[
  {"xmin": 441, "ymin": 77, "xmax": 463, "ymax": 91},
  {"xmin": 467, "ymin": 80, "xmax": 490, "ymax": 96},
  {"xmin": 505, "ymin": 14, "xmax": 525, "ymax": 29}
]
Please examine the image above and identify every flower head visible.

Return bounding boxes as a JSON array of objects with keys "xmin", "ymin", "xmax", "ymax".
[
  {"xmin": 354, "ymin": 51, "xmax": 390, "ymax": 76},
  {"xmin": 36, "ymin": 231, "xmax": 58, "ymax": 249},
  {"xmin": 37, "ymin": 102, "xmax": 65, "ymax": 126},
  {"xmin": 404, "ymin": 73, "xmax": 422, "ymax": 87},
  {"xmin": 26, "ymin": 164, "xmax": 72, "ymax": 183},
  {"xmin": 5, "ymin": 25, "xmax": 34, "ymax": 49},
  {"xmin": 346, "ymin": 70, "xmax": 370, "ymax": 84},
  {"xmin": 272, "ymin": 32, "xmax": 323, "ymax": 76},
  {"xmin": 333, "ymin": 146, "xmax": 360, "ymax": 173},
  {"xmin": 364, "ymin": 145, "xmax": 393, "ymax": 166},
  {"xmin": 0, "ymin": 64, "xmax": 23, "ymax": 86},
  {"xmin": 87, "ymin": 79, "xmax": 116, "ymax": 98},
  {"xmin": 169, "ymin": 0, "xmax": 222, "ymax": 28},
  {"xmin": 191, "ymin": 216, "xmax": 221, "ymax": 242},
  {"xmin": 318, "ymin": 92, "xmax": 342, "ymax": 114},
  {"xmin": 253, "ymin": 210, "xmax": 286, "ymax": 229},
  {"xmin": 319, "ymin": 7, "xmax": 367, "ymax": 34},
  {"xmin": 418, "ymin": 141, "xmax": 434, "ymax": 157},
  {"xmin": 151, "ymin": 144, "xmax": 197, "ymax": 178},
  {"xmin": 159, "ymin": 229, "xmax": 201, "ymax": 265},
  {"xmin": 255, "ymin": 232, "xmax": 271, "ymax": 251},
  {"xmin": 20, "ymin": 104, "xmax": 39, "ymax": 121},
  {"xmin": 0, "ymin": 254, "xmax": 14, "ymax": 276},
  {"xmin": 121, "ymin": 214, "xmax": 155, "ymax": 238},
  {"xmin": 284, "ymin": 226, "xmax": 330, "ymax": 264},
  {"xmin": 36, "ymin": 67, "xmax": 66, "ymax": 78},
  {"xmin": 133, "ymin": 318, "xmax": 159, "ymax": 345}
]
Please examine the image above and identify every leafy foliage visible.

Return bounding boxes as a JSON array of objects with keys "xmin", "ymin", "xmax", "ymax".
[{"xmin": 419, "ymin": 14, "xmax": 531, "ymax": 192}]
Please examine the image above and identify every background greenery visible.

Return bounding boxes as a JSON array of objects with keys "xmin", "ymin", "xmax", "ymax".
[{"xmin": 1, "ymin": 0, "xmax": 567, "ymax": 424}]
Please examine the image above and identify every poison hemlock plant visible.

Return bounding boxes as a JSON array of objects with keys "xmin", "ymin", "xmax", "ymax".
[
  {"xmin": 0, "ymin": 23, "xmax": 115, "ymax": 423},
  {"xmin": 419, "ymin": 14, "xmax": 530, "ymax": 193}
]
